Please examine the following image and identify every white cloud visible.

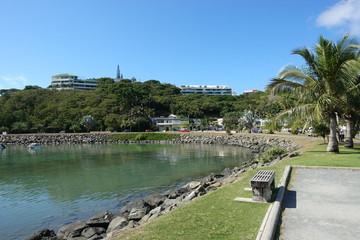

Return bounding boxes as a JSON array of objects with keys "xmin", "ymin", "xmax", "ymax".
[
  {"xmin": 0, "ymin": 75, "xmax": 29, "ymax": 89},
  {"xmin": 316, "ymin": 0, "xmax": 360, "ymax": 35}
]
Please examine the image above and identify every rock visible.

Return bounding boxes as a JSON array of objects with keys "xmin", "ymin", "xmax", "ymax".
[
  {"xmin": 25, "ymin": 229, "xmax": 57, "ymax": 240},
  {"xmin": 128, "ymin": 206, "xmax": 148, "ymax": 221},
  {"xmin": 162, "ymin": 196, "xmax": 184, "ymax": 209},
  {"xmin": 143, "ymin": 194, "xmax": 166, "ymax": 208},
  {"xmin": 87, "ymin": 211, "xmax": 115, "ymax": 228},
  {"xmin": 163, "ymin": 189, "xmax": 179, "ymax": 199},
  {"xmin": 221, "ymin": 168, "xmax": 232, "ymax": 177},
  {"xmin": 141, "ymin": 206, "xmax": 164, "ymax": 223},
  {"xmin": 183, "ymin": 190, "xmax": 196, "ymax": 202},
  {"xmin": 81, "ymin": 227, "xmax": 105, "ymax": 238},
  {"xmin": 195, "ymin": 186, "xmax": 206, "ymax": 196},
  {"xmin": 205, "ymin": 185, "xmax": 218, "ymax": 192},
  {"xmin": 57, "ymin": 220, "xmax": 88, "ymax": 239},
  {"xmin": 107, "ymin": 216, "xmax": 129, "ymax": 233},
  {"xmin": 221, "ymin": 176, "xmax": 237, "ymax": 185},
  {"xmin": 126, "ymin": 220, "xmax": 139, "ymax": 229},
  {"xmin": 188, "ymin": 181, "xmax": 202, "ymax": 189},
  {"xmin": 119, "ymin": 199, "xmax": 150, "ymax": 219}
]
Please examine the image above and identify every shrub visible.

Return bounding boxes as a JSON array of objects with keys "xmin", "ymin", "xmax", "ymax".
[
  {"xmin": 258, "ymin": 146, "xmax": 288, "ymax": 164},
  {"xmin": 107, "ymin": 133, "xmax": 180, "ymax": 141},
  {"xmin": 135, "ymin": 133, "xmax": 147, "ymax": 141}
]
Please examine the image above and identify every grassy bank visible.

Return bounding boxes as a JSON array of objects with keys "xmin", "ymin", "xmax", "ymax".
[
  {"xmin": 107, "ymin": 133, "xmax": 180, "ymax": 141},
  {"xmin": 112, "ymin": 138, "xmax": 360, "ymax": 240}
]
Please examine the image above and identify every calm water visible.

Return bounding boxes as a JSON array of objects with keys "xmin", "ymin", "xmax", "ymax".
[{"xmin": 0, "ymin": 143, "xmax": 254, "ymax": 239}]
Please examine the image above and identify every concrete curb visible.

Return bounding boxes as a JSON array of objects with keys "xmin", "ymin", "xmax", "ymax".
[{"xmin": 256, "ymin": 166, "xmax": 292, "ymax": 240}]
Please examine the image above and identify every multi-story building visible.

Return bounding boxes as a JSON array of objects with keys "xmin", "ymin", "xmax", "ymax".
[
  {"xmin": 153, "ymin": 115, "xmax": 189, "ymax": 131},
  {"xmin": 50, "ymin": 74, "xmax": 98, "ymax": 90},
  {"xmin": 180, "ymin": 85, "xmax": 234, "ymax": 95}
]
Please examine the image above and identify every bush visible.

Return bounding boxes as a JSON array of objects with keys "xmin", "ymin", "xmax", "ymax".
[
  {"xmin": 258, "ymin": 146, "xmax": 288, "ymax": 164},
  {"xmin": 107, "ymin": 133, "xmax": 180, "ymax": 141},
  {"xmin": 134, "ymin": 133, "xmax": 147, "ymax": 141},
  {"xmin": 0, "ymin": 126, "xmax": 9, "ymax": 132}
]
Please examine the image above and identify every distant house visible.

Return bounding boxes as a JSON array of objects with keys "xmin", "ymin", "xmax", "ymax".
[
  {"xmin": 50, "ymin": 74, "xmax": 98, "ymax": 90},
  {"xmin": 180, "ymin": 85, "xmax": 234, "ymax": 96},
  {"xmin": 243, "ymin": 89, "xmax": 259, "ymax": 94},
  {"xmin": 154, "ymin": 115, "xmax": 189, "ymax": 131}
]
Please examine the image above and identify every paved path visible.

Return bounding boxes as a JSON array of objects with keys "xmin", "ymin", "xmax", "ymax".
[{"xmin": 280, "ymin": 168, "xmax": 360, "ymax": 240}]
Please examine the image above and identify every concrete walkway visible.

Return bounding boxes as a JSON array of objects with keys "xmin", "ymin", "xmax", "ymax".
[{"xmin": 280, "ymin": 167, "xmax": 360, "ymax": 240}]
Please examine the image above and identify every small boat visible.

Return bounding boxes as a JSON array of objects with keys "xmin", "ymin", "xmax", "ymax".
[
  {"xmin": 0, "ymin": 143, "xmax": 5, "ymax": 149},
  {"xmin": 28, "ymin": 143, "xmax": 41, "ymax": 149}
]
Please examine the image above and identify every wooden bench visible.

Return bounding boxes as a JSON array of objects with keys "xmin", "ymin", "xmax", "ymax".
[{"xmin": 251, "ymin": 170, "xmax": 275, "ymax": 202}]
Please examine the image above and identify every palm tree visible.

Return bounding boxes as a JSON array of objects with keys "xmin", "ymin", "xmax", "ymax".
[
  {"xmin": 341, "ymin": 74, "xmax": 360, "ymax": 148},
  {"xmin": 238, "ymin": 109, "xmax": 260, "ymax": 133},
  {"xmin": 269, "ymin": 34, "xmax": 360, "ymax": 153}
]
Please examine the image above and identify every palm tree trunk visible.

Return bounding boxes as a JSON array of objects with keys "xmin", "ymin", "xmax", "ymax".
[
  {"xmin": 344, "ymin": 117, "xmax": 353, "ymax": 148},
  {"xmin": 327, "ymin": 115, "xmax": 339, "ymax": 153}
]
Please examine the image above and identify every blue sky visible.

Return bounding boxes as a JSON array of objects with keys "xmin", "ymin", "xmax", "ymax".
[{"xmin": 1, "ymin": 0, "xmax": 360, "ymax": 94}]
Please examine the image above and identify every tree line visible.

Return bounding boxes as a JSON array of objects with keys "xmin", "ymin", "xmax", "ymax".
[{"xmin": 0, "ymin": 78, "xmax": 291, "ymax": 134}]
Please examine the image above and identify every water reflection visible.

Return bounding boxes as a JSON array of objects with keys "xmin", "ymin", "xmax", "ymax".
[{"xmin": 0, "ymin": 143, "xmax": 255, "ymax": 240}]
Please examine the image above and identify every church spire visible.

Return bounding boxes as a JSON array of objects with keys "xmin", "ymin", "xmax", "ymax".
[
  {"xmin": 116, "ymin": 65, "xmax": 120, "ymax": 79},
  {"xmin": 115, "ymin": 65, "xmax": 122, "ymax": 82}
]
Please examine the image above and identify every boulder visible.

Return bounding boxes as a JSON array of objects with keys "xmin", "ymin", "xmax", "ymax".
[
  {"xmin": 119, "ymin": 199, "xmax": 150, "ymax": 219},
  {"xmin": 221, "ymin": 168, "xmax": 232, "ymax": 177},
  {"xmin": 128, "ymin": 206, "xmax": 148, "ymax": 221},
  {"xmin": 140, "ymin": 206, "xmax": 163, "ymax": 224},
  {"xmin": 143, "ymin": 194, "xmax": 166, "ymax": 208},
  {"xmin": 86, "ymin": 211, "xmax": 115, "ymax": 228},
  {"xmin": 107, "ymin": 216, "xmax": 129, "ymax": 233},
  {"xmin": 25, "ymin": 229, "xmax": 57, "ymax": 240},
  {"xmin": 57, "ymin": 220, "xmax": 88, "ymax": 239},
  {"xmin": 183, "ymin": 190, "xmax": 196, "ymax": 202},
  {"xmin": 81, "ymin": 227, "xmax": 105, "ymax": 239},
  {"xmin": 163, "ymin": 189, "xmax": 179, "ymax": 199},
  {"xmin": 162, "ymin": 197, "xmax": 183, "ymax": 209},
  {"xmin": 195, "ymin": 186, "xmax": 207, "ymax": 196}
]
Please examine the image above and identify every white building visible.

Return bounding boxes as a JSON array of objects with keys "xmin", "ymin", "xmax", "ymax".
[
  {"xmin": 50, "ymin": 74, "xmax": 98, "ymax": 90},
  {"xmin": 243, "ymin": 89, "xmax": 259, "ymax": 94},
  {"xmin": 153, "ymin": 115, "xmax": 189, "ymax": 131},
  {"xmin": 180, "ymin": 85, "xmax": 234, "ymax": 96}
]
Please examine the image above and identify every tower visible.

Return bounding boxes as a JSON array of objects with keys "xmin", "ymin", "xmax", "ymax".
[
  {"xmin": 116, "ymin": 65, "xmax": 120, "ymax": 79},
  {"xmin": 115, "ymin": 65, "xmax": 123, "ymax": 82}
]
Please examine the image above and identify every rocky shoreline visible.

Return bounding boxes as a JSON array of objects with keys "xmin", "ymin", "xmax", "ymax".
[
  {"xmin": 27, "ymin": 165, "xmax": 255, "ymax": 240},
  {"xmin": 0, "ymin": 133, "xmax": 298, "ymax": 153},
  {"xmin": 3, "ymin": 133, "xmax": 298, "ymax": 240}
]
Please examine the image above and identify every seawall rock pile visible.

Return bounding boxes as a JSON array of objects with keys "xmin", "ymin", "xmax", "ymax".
[{"xmin": 0, "ymin": 133, "xmax": 298, "ymax": 154}]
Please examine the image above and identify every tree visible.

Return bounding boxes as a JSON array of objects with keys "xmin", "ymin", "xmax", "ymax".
[
  {"xmin": 341, "ymin": 75, "xmax": 360, "ymax": 148},
  {"xmin": 223, "ymin": 111, "xmax": 243, "ymax": 131},
  {"xmin": 269, "ymin": 34, "xmax": 360, "ymax": 153},
  {"xmin": 24, "ymin": 85, "xmax": 42, "ymax": 90},
  {"xmin": 81, "ymin": 115, "xmax": 96, "ymax": 132},
  {"xmin": 11, "ymin": 121, "xmax": 28, "ymax": 133},
  {"xmin": 313, "ymin": 123, "xmax": 330, "ymax": 143},
  {"xmin": 238, "ymin": 110, "xmax": 260, "ymax": 133}
]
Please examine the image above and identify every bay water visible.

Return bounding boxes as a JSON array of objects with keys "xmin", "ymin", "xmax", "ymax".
[{"xmin": 0, "ymin": 143, "xmax": 254, "ymax": 239}]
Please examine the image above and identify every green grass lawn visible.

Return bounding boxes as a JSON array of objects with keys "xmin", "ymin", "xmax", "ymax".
[{"xmin": 113, "ymin": 141, "xmax": 360, "ymax": 240}]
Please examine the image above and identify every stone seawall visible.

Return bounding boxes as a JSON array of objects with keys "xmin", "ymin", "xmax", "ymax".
[
  {"xmin": 0, "ymin": 133, "xmax": 109, "ymax": 145},
  {"xmin": 0, "ymin": 133, "xmax": 298, "ymax": 153}
]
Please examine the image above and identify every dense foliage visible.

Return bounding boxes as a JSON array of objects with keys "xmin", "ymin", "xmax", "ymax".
[
  {"xmin": 107, "ymin": 133, "xmax": 180, "ymax": 141},
  {"xmin": 0, "ymin": 79, "xmax": 291, "ymax": 133}
]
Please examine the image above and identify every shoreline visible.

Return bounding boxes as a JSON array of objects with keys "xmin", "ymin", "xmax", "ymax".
[{"xmin": 10, "ymin": 133, "xmax": 299, "ymax": 240}]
